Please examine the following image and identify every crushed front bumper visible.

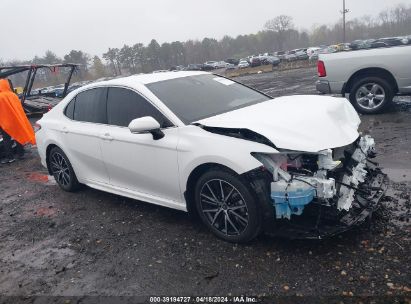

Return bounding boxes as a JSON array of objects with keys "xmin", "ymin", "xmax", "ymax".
[{"xmin": 268, "ymin": 166, "xmax": 388, "ymax": 239}]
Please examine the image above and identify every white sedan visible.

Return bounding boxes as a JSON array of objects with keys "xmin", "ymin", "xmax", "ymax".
[
  {"xmin": 238, "ymin": 60, "xmax": 250, "ymax": 69},
  {"xmin": 35, "ymin": 71, "xmax": 386, "ymax": 242}
]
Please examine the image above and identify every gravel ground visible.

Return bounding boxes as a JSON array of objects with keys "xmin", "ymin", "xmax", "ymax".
[{"xmin": 0, "ymin": 68, "xmax": 410, "ymax": 303}]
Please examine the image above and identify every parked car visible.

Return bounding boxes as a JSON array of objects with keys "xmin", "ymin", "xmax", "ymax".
[
  {"xmin": 266, "ymin": 56, "xmax": 281, "ymax": 66},
  {"xmin": 378, "ymin": 37, "xmax": 407, "ymax": 46},
  {"xmin": 238, "ymin": 60, "xmax": 250, "ymax": 69},
  {"xmin": 350, "ymin": 37, "xmax": 408, "ymax": 50},
  {"xmin": 307, "ymin": 47, "xmax": 322, "ymax": 61},
  {"xmin": 349, "ymin": 40, "xmax": 368, "ymax": 50},
  {"xmin": 31, "ymin": 88, "xmax": 41, "ymax": 95},
  {"xmin": 257, "ymin": 54, "xmax": 268, "ymax": 63},
  {"xmin": 39, "ymin": 86, "xmax": 54, "ymax": 95},
  {"xmin": 284, "ymin": 51, "xmax": 297, "ymax": 62},
  {"xmin": 201, "ymin": 64, "xmax": 215, "ymax": 71},
  {"xmin": 258, "ymin": 54, "xmax": 280, "ymax": 66},
  {"xmin": 170, "ymin": 65, "xmax": 185, "ymax": 71},
  {"xmin": 326, "ymin": 45, "xmax": 339, "ymax": 53},
  {"xmin": 152, "ymin": 70, "xmax": 169, "ymax": 73},
  {"xmin": 334, "ymin": 43, "xmax": 347, "ymax": 52},
  {"xmin": 53, "ymin": 85, "xmax": 66, "ymax": 98},
  {"xmin": 295, "ymin": 49, "xmax": 308, "ymax": 60},
  {"xmin": 274, "ymin": 51, "xmax": 286, "ymax": 60},
  {"xmin": 36, "ymin": 71, "xmax": 387, "ymax": 242},
  {"xmin": 249, "ymin": 57, "xmax": 261, "ymax": 67},
  {"xmin": 215, "ymin": 61, "xmax": 229, "ymax": 69},
  {"xmin": 186, "ymin": 64, "xmax": 203, "ymax": 71},
  {"xmin": 371, "ymin": 41, "xmax": 388, "ymax": 49},
  {"xmin": 204, "ymin": 61, "xmax": 218, "ymax": 69},
  {"xmin": 312, "ymin": 46, "xmax": 338, "ymax": 59},
  {"xmin": 226, "ymin": 58, "xmax": 240, "ymax": 65},
  {"xmin": 316, "ymin": 45, "xmax": 411, "ymax": 114},
  {"xmin": 225, "ymin": 63, "xmax": 236, "ymax": 70}
]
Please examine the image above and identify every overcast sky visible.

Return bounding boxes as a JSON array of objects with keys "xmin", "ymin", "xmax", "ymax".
[{"xmin": 2, "ymin": 0, "xmax": 410, "ymax": 61}]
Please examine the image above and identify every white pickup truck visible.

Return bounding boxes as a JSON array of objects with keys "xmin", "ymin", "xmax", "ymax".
[{"xmin": 316, "ymin": 45, "xmax": 411, "ymax": 114}]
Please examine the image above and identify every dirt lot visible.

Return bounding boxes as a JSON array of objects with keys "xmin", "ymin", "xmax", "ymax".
[{"xmin": 0, "ymin": 67, "xmax": 410, "ymax": 302}]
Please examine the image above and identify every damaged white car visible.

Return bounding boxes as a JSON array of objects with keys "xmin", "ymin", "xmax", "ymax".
[{"xmin": 35, "ymin": 71, "xmax": 387, "ymax": 242}]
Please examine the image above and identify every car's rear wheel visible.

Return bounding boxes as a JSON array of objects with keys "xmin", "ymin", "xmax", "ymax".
[
  {"xmin": 49, "ymin": 146, "xmax": 80, "ymax": 192},
  {"xmin": 349, "ymin": 76, "xmax": 394, "ymax": 114},
  {"xmin": 194, "ymin": 169, "xmax": 261, "ymax": 243}
]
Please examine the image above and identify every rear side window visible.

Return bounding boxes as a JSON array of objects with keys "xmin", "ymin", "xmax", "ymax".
[
  {"xmin": 107, "ymin": 87, "xmax": 172, "ymax": 128},
  {"xmin": 64, "ymin": 98, "xmax": 75, "ymax": 119},
  {"xmin": 73, "ymin": 88, "xmax": 108, "ymax": 123}
]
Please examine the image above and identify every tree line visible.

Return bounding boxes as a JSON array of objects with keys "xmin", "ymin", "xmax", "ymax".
[{"xmin": 1, "ymin": 3, "xmax": 410, "ymax": 82}]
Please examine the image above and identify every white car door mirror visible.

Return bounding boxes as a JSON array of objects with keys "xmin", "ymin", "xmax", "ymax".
[{"xmin": 128, "ymin": 116, "xmax": 164, "ymax": 140}]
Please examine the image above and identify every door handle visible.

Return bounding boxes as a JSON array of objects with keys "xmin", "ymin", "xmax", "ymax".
[
  {"xmin": 62, "ymin": 127, "xmax": 69, "ymax": 134},
  {"xmin": 100, "ymin": 133, "xmax": 114, "ymax": 141}
]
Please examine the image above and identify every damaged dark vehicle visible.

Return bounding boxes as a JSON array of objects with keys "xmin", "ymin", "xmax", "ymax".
[{"xmin": 0, "ymin": 64, "xmax": 79, "ymax": 116}]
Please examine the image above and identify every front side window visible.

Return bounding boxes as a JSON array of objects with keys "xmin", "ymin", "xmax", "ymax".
[
  {"xmin": 73, "ymin": 88, "xmax": 108, "ymax": 123},
  {"xmin": 146, "ymin": 74, "xmax": 270, "ymax": 124},
  {"xmin": 106, "ymin": 87, "xmax": 172, "ymax": 128}
]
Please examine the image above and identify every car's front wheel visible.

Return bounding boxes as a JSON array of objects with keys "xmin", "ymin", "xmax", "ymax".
[
  {"xmin": 49, "ymin": 146, "xmax": 80, "ymax": 192},
  {"xmin": 194, "ymin": 169, "xmax": 262, "ymax": 243}
]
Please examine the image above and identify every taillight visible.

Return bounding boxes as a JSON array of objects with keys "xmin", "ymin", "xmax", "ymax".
[
  {"xmin": 47, "ymin": 104, "xmax": 52, "ymax": 112},
  {"xmin": 317, "ymin": 60, "xmax": 326, "ymax": 77},
  {"xmin": 34, "ymin": 122, "xmax": 42, "ymax": 133}
]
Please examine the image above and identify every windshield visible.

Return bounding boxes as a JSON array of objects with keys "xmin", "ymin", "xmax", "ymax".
[{"xmin": 146, "ymin": 74, "xmax": 270, "ymax": 124}]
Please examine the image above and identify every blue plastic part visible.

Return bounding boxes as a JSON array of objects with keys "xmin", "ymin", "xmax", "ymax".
[{"xmin": 271, "ymin": 188, "xmax": 315, "ymax": 219}]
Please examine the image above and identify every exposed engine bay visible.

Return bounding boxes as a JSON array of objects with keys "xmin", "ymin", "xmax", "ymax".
[{"xmin": 252, "ymin": 135, "xmax": 388, "ymax": 238}]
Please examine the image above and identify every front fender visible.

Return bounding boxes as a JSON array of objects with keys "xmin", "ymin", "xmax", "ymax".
[{"xmin": 177, "ymin": 126, "xmax": 277, "ymax": 193}]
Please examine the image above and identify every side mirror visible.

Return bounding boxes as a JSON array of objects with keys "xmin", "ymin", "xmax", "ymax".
[{"xmin": 128, "ymin": 116, "xmax": 164, "ymax": 140}]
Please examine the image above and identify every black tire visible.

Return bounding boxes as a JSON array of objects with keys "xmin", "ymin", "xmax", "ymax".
[
  {"xmin": 349, "ymin": 76, "xmax": 394, "ymax": 114},
  {"xmin": 48, "ymin": 146, "xmax": 80, "ymax": 192},
  {"xmin": 194, "ymin": 168, "xmax": 262, "ymax": 243}
]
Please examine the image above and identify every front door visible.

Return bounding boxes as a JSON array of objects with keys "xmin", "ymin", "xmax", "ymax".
[{"xmin": 99, "ymin": 87, "xmax": 182, "ymax": 205}]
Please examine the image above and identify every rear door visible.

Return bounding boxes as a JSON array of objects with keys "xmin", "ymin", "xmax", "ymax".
[
  {"xmin": 99, "ymin": 87, "xmax": 182, "ymax": 204},
  {"xmin": 62, "ymin": 87, "xmax": 110, "ymax": 184}
]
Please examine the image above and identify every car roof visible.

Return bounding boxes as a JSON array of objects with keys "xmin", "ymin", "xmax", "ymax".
[{"xmin": 82, "ymin": 71, "xmax": 209, "ymax": 90}]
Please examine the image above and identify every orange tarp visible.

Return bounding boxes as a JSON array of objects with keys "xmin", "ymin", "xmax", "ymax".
[{"xmin": 0, "ymin": 79, "xmax": 35, "ymax": 145}]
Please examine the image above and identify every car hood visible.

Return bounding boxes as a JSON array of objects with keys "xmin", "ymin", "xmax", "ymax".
[{"xmin": 194, "ymin": 95, "xmax": 361, "ymax": 152}]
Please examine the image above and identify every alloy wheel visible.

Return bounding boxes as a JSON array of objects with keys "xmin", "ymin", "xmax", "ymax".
[
  {"xmin": 355, "ymin": 83, "xmax": 386, "ymax": 110},
  {"xmin": 199, "ymin": 179, "xmax": 249, "ymax": 236},
  {"xmin": 50, "ymin": 152, "xmax": 71, "ymax": 186}
]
